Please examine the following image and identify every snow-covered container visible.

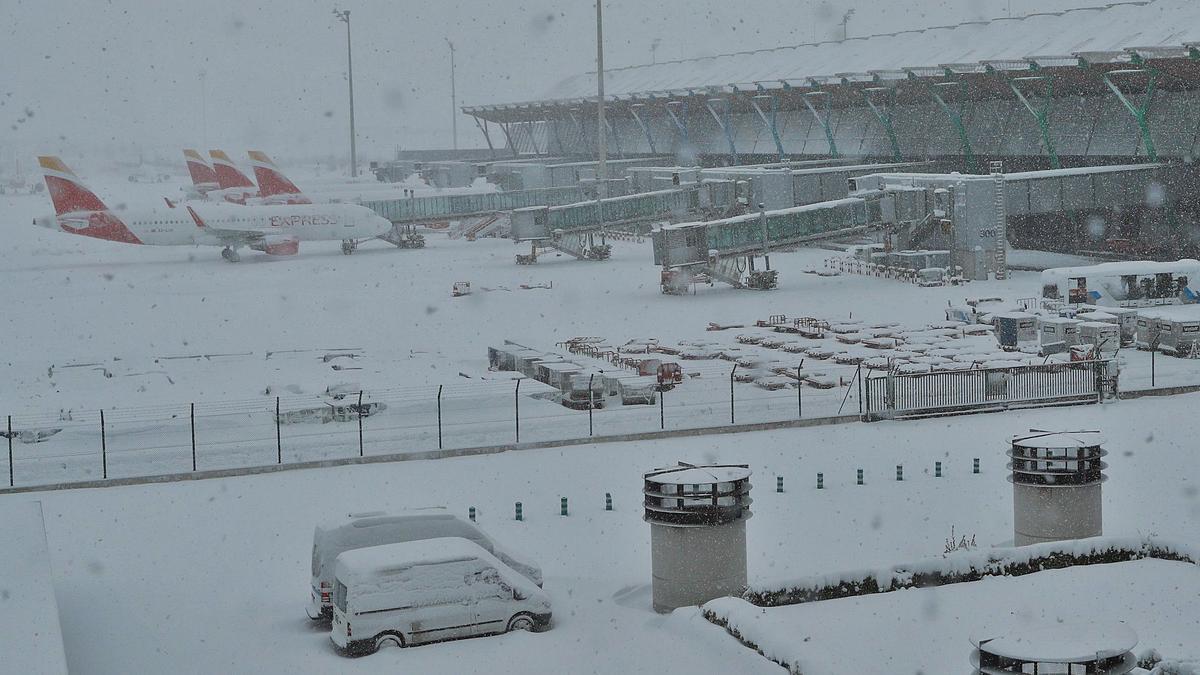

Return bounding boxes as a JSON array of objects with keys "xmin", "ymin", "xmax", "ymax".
[
  {"xmin": 1082, "ymin": 306, "xmax": 1138, "ymax": 344},
  {"xmin": 1077, "ymin": 321, "xmax": 1120, "ymax": 356},
  {"xmin": 617, "ymin": 376, "xmax": 658, "ymax": 405},
  {"xmin": 308, "ymin": 510, "xmax": 542, "ymax": 621},
  {"xmin": 537, "ymin": 361, "xmax": 582, "ymax": 389},
  {"xmin": 644, "ymin": 463, "xmax": 752, "ymax": 613},
  {"xmin": 330, "ymin": 537, "xmax": 552, "ymax": 655},
  {"xmin": 1135, "ymin": 304, "xmax": 1200, "ymax": 351},
  {"xmin": 1037, "ymin": 316, "xmax": 1082, "ymax": 354},
  {"xmin": 993, "ymin": 312, "xmax": 1038, "ymax": 349},
  {"xmin": 1009, "ymin": 431, "xmax": 1106, "ymax": 547}
]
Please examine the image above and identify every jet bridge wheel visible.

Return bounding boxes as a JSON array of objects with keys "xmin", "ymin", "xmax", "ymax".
[
  {"xmin": 342, "ymin": 239, "xmax": 357, "ymax": 255},
  {"xmin": 221, "ymin": 247, "xmax": 240, "ymax": 263}
]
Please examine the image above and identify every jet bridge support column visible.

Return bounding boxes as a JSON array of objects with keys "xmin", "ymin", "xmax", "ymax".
[
  {"xmin": 1102, "ymin": 68, "xmax": 1160, "ymax": 162},
  {"xmin": 800, "ymin": 90, "xmax": 840, "ymax": 158},
  {"xmin": 749, "ymin": 91, "xmax": 786, "ymax": 162},
  {"xmin": 473, "ymin": 116, "xmax": 497, "ymax": 158},
  {"xmin": 861, "ymin": 86, "xmax": 903, "ymax": 163},
  {"xmin": 929, "ymin": 80, "xmax": 980, "ymax": 174},
  {"xmin": 498, "ymin": 122, "xmax": 520, "ymax": 158},
  {"xmin": 666, "ymin": 100, "xmax": 690, "ymax": 148},
  {"xmin": 1009, "ymin": 75, "xmax": 1061, "ymax": 170}
]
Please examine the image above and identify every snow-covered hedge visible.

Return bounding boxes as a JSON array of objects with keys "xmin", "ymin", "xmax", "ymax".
[{"xmin": 741, "ymin": 535, "xmax": 1197, "ymax": 608}]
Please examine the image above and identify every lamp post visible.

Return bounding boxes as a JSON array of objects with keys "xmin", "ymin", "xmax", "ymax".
[
  {"xmin": 841, "ymin": 8, "xmax": 856, "ymax": 41},
  {"xmin": 446, "ymin": 38, "xmax": 458, "ymax": 152},
  {"xmin": 595, "ymin": 0, "xmax": 607, "ymax": 197},
  {"xmin": 333, "ymin": 8, "xmax": 357, "ymax": 177},
  {"xmin": 199, "ymin": 70, "xmax": 207, "ymax": 150}
]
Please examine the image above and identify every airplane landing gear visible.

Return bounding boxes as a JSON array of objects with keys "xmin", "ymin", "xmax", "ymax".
[
  {"xmin": 221, "ymin": 247, "xmax": 241, "ymax": 263},
  {"xmin": 342, "ymin": 239, "xmax": 357, "ymax": 255}
]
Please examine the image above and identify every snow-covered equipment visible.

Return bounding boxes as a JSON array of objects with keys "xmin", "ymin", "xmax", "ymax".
[
  {"xmin": 992, "ymin": 312, "xmax": 1038, "ymax": 349},
  {"xmin": 452, "ymin": 281, "xmax": 471, "ymax": 297},
  {"xmin": 643, "ymin": 463, "xmax": 752, "ymax": 613},
  {"xmin": 1009, "ymin": 431, "xmax": 1106, "ymax": 547},
  {"xmin": 970, "ymin": 621, "xmax": 1137, "ymax": 674}
]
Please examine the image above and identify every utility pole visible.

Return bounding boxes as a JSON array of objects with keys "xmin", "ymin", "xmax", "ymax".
[
  {"xmin": 841, "ymin": 8, "xmax": 856, "ymax": 41},
  {"xmin": 446, "ymin": 38, "xmax": 458, "ymax": 152},
  {"xmin": 596, "ymin": 0, "xmax": 607, "ymax": 198},
  {"xmin": 650, "ymin": 38, "xmax": 661, "ymax": 65},
  {"xmin": 333, "ymin": 9, "xmax": 358, "ymax": 177}
]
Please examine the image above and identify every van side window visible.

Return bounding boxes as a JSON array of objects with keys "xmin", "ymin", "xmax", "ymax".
[{"xmin": 466, "ymin": 567, "xmax": 511, "ymax": 600}]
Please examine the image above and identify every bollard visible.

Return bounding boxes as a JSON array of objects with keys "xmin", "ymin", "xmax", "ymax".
[
  {"xmin": 469, "ymin": 506, "xmax": 476, "ymax": 522},
  {"xmin": 935, "ymin": 461, "xmax": 942, "ymax": 478},
  {"xmin": 776, "ymin": 476, "xmax": 784, "ymax": 493},
  {"xmin": 973, "ymin": 458, "xmax": 980, "ymax": 474},
  {"xmin": 816, "ymin": 472, "xmax": 824, "ymax": 490},
  {"xmin": 605, "ymin": 492, "xmax": 612, "ymax": 511},
  {"xmin": 896, "ymin": 465, "xmax": 903, "ymax": 482},
  {"xmin": 857, "ymin": 469, "xmax": 864, "ymax": 485},
  {"xmin": 515, "ymin": 502, "xmax": 523, "ymax": 521},
  {"xmin": 560, "ymin": 496, "xmax": 568, "ymax": 517}
]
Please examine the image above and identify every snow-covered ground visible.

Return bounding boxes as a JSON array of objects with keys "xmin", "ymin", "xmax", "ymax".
[{"xmin": 3, "ymin": 176, "xmax": 1199, "ymax": 673}]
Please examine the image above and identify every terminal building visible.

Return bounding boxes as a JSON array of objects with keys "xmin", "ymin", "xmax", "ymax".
[{"xmin": 461, "ymin": 0, "xmax": 1200, "ymax": 259}]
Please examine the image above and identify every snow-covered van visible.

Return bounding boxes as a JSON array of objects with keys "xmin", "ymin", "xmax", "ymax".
[
  {"xmin": 308, "ymin": 510, "xmax": 542, "ymax": 621},
  {"xmin": 330, "ymin": 537, "xmax": 552, "ymax": 655}
]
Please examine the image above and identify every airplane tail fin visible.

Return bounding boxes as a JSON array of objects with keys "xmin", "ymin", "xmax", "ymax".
[
  {"xmin": 247, "ymin": 150, "xmax": 309, "ymax": 202},
  {"xmin": 38, "ymin": 156, "xmax": 109, "ymax": 215},
  {"xmin": 183, "ymin": 149, "xmax": 220, "ymax": 189},
  {"xmin": 208, "ymin": 150, "xmax": 255, "ymax": 190}
]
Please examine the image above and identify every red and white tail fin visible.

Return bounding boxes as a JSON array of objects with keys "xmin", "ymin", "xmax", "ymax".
[
  {"xmin": 209, "ymin": 150, "xmax": 255, "ymax": 190},
  {"xmin": 39, "ymin": 156, "xmax": 109, "ymax": 215},
  {"xmin": 247, "ymin": 151, "xmax": 311, "ymax": 203},
  {"xmin": 183, "ymin": 149, "xmax": 220, "ymax": 190}
]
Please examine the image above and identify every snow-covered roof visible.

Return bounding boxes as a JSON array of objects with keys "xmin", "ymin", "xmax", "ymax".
[
  {"xmin": 484, "ymin": 0, "xmax": 1200, "ymax": 108},
  {"xmin": 334, "ymin": 537, "xmax": 494, "ymax": 581}
]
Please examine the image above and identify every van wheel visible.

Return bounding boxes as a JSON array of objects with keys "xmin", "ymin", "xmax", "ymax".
[
  {"xmin": 374, "ymin": 632, "xmax": 405, "ymax": 652},
  {"xmin": 507, "ymin": 613, "xmax": 536, "ymax": 633}
]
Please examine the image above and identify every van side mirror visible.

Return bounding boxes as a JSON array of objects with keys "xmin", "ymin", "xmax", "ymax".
[{"xmin": 512, "ymin": 588, "xmax": 526, "ymax": 601}]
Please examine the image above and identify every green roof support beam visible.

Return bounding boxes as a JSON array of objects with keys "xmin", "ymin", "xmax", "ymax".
[
  {"xmin": 861, "ymin": 86, "xmax": 903, "ymax": 163},
  {"xmin": 801, "ymin": 91, "xmax": 840, "ymax": 158},
  {"xmin": 929, "ymin": 80, "xmax": 979, "ymax": 174},
  {"xmin": 628, "ymin": 103, "xmax": 657, "ymax": 155},
  {"xmin": 1009, "ymin": 75, "xmax": 1061, "ymax": 170},
  {"xmin": 704, "ymin": 98, "xmax": 739, "ymax": 165},
  {"xmin": 1102, "ymin": 68, "xmax": 1159, "ymax": 162},
  {"xmin": 665, "ymin": 100, "xmax": 690, "ymax": 146},
  {"xmin": 749, "ymin": 93, "xmax": 786, "ymax": 162}
]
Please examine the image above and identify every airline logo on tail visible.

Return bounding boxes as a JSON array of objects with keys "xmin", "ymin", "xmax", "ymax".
[
  {"xmin": 247, "ymin": 150, "xmax": 311, "ymax": 204},
  {"xmin": 183, "ymin": 149, "xmax": 220, "ymax": 192},
  {"xmin": 209, "ymin": 150, "xmax": 256, "ymax": 190},
  {"xmin": 38, "ymin": 156, "xmax": 142, "ymax": 244}
]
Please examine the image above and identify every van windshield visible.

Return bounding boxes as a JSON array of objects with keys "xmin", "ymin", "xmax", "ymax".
[{"xmin": 333, "ymin": 580, "xmax": 348, "ymax": 613}]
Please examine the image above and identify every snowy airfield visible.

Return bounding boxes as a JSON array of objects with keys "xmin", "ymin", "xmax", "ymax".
[{"xmin": 2, "ymin": 176, "xmax": 1199, "ymax": 672}]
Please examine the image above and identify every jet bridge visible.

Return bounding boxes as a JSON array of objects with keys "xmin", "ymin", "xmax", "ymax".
[
  {"xmin": 509, "ymin": 182, "xmax": 736, "ymax": 264},
  {"xmin": 652, "ymin": 188, "xmax": 928, "ymax": 293},
  {"xmin": 363, "ymin": 185, "xmax": 585, "ymax": 224}
]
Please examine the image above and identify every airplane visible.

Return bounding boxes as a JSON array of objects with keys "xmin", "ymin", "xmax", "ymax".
[
  {"xmin": 245, "ymin": 150, "xmax": 429, "ymax": 204},
  {"xmin": 35, "ymin": 156, "xmax": 394, "ymax": 262},
  {"xmin": 181, "ymin": 149, "xmax": 220, "ymax": 198}
]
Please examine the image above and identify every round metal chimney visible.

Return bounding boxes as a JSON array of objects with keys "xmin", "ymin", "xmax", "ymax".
[
  {"xmin": 643, "ymin": 463, "xmax": 752, "ymax": 613},
  {"xmin": 1009, "ymin": 430, "xmax": 1106, "ymax": 546},
  {"xmin": 971, "ymin": 621, "xmax": 1137, "ymax": 674}
]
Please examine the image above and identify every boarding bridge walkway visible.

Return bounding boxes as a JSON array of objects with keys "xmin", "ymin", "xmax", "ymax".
[
  {"xmin": 364, "ymin": 185, "xmax": 585, "ymax": 224},
  {"xmin": 510, "ymin": 182, "xmax": 735, "ymax": 264}
]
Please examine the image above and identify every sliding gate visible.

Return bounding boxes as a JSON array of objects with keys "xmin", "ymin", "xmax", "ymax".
[{"xmin": 863, "ymin": 360, "xmax": 1115, "ymax": 421}]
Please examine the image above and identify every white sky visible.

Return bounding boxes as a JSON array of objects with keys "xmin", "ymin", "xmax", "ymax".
[{"xmin": 1, "ymin": 0, "xmax": 1102, "ymax": 165}]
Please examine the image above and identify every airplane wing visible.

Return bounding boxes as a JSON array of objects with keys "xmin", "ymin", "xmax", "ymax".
[{"xmin": 186, "ymin": 206, "xmax": 267, "ymax": 246}]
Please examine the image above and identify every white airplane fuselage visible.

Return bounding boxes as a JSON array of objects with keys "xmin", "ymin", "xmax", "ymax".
[{"xmin": 36, "ymin": 202, "xmax": 392, "ymax": 248}]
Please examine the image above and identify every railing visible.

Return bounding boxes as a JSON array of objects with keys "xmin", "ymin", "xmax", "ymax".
[
  {"xmin": 364, "ymin": 186, "xmax": 585, "ymax": 223},
  {"xmin": 863, "ymin": 360, "xmax": 1115, "ymax": 421}
]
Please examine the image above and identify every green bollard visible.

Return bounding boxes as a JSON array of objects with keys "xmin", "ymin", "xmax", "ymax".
[
  {"xmin": 817, "ymin": 473, "xmax": 824, "ymax": 489},
  {"xmin": 469, "ymin": 506, "xmax": 476, "ymax": 522},
  {"xmin": 973, "ymin": 458, "xmax": 980, "ymax": 474},
  {"xmin": 896, "ymin": 465, "xmax": 903, "ymax": 482},
  {"xmin": 515, "ymin": 502, "xmax": 523, "ymax": 521},
  {"xmin": 605, "ymin": 493, "xmax": 612, "ymax": 511},
  {"xmin": 857, "ymin": 469, "xmax": 864, "ymax": 485},
  {"xmin": 560, "ymin": 496, "xmax": 568, "ymax": 517},
  {"xmin": 935, "ymin": 462, "xmax": 942, "ymax": 478},
  {"xmin": 776, "ymin": 476, "xmax": 784, "ymax": 493}
]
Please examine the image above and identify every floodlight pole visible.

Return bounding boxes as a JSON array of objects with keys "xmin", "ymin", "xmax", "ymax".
[
  {"xmin": 596, "ymin": 0, "xmax": 607, "ymax": 198},
  {"xmin": 334, "ymin": 9, "xmax": 358, "ymax": 177},
  {"xmin": 446, "ymin": 39, "xmax": 459, "ymax": 151}
]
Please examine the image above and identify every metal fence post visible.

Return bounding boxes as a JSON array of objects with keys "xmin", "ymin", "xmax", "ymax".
[
  {"xmin": 275, "ymin": 397, "xmax": 282, "ymax": 464},
  {"xmin": 7, "ymin": 415, "xmax": 12, "ymax": 487},
  {"xmin": 659, "ymin": 388, "xmax": 665, "ymax": 430},
  {"xmin": 515, "ymin": 379, "xmax": 522, "ymax": 444},
  {"xmin": 357, "ymin": 391, "xmax": 364, "ymax": 458},
  {"xmin": 100, "ymin": 409, "xmax": 107, "ymax": 479},
  {"xmin": 730, "ymin": 364, "xmax": 738, "ymax": 425},
  {"xmin": 588, "ymin": 373, "xmax": 595, "ymax": 437},
  {"xmin": 437, "ymin": 385, "xmax": 444, "ymax": 450},
  {"xmin": 190, "ymin": 403, "xmax": 196, "ymax": 472}
]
